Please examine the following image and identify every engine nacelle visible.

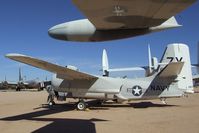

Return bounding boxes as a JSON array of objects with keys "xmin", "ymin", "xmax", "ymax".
[
  {"xmin": 66, "ymin": 65, "xmax": 79, "ymax": 71},
  {"xmin": 48, "ymin": 17, "xmax": 181, "ymax": 42}
]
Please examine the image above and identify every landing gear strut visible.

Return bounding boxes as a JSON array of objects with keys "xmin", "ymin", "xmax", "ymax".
[
  {"xmin": 77, "ymin": 99, "xmax": 87, "ymax": 111},
  {"xmin": 46, "ymin": 85, "xmax": 56, "ymax": 107},
  {"xmin": 47, "ymin": 93, "xmax": 56, "ymax": 106}
]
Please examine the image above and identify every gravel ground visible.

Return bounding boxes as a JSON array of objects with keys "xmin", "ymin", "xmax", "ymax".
[{"xmin": 0, "ymin": 89, "xmax": 199, "ymax": 133}]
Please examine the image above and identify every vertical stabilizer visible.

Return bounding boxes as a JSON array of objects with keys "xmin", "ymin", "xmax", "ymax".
[
  {"xmin": 19, "ymin": 67, "xmax": 23, "ymax": 82},
  {"xmin": 102, "ymin": 49, "xmax": 109, "ymax": 76},
  {"xmin": 148, "ymin": 45, "xmax": 152, "ymax": 74},
  {"xmin": 197, "ymin": 42, "xmax": 199, "ymax": 74},
  {"xmin": 160, "ymin": 43, "xmax": 193, "ymax": 93}
]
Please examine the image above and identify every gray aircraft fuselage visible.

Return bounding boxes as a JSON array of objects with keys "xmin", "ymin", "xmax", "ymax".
[{"xmin": 51, "ymin": 73, "xmax": 183, "ymax": 101}]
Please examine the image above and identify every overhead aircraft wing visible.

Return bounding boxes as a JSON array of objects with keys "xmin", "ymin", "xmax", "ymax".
[
  {"xmin": 6, "ymin": 54, "xmax": 97, "ymax": 80},
  {"xmin": 72, "ymin": 0, "xmax": 196, "ymax": 30},
  {"xmin": 158, "ymin": 62, "xmax": 184, "ymax": 78}
]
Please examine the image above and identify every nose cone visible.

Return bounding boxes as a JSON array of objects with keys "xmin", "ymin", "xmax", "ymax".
[{"xmin": 48, "ymin": 23, "xmax": 68, "ymax": 40}]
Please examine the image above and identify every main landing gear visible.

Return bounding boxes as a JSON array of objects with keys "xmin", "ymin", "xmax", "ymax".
[
  {"xmin": 76, "ymin": 99, "xmax": 87, "ymax": 111},
  {"xmin": 48, "ymin": 100, "xmax": 56, "ymax": 106},
  {"xmin": 47, "ymin": 94, "xmax": 56, "ymax": 106}
]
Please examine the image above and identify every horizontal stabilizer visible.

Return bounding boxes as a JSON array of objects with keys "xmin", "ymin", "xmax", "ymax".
[
  {"xmin": 193, "ymin": 74, "xmax": 199, "ymax": 80},
  {"xmin": 6, "ymin": 54, "xmax": 97, "ymax": 80},
  {"xmin": 109, "ymin": 67, "xmax": 145, "ymax": 72},
  {"xmin": 158, "ymin": 62, "xmax": 184, "ymax": 78}
]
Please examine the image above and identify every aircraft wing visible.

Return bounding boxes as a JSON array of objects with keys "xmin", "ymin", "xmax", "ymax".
[
  {"xmin": 6, "ymin": 54, "xmax": 97, "ymax": 80},
  {"xmin": 158, "ymin": 62, "xmax": 184, "ymax": 78},
  {"xmin": 72, "ymin": 0, "xmax": 196, "ymax": 30},
  {"xmin": 193, "ymin": 74, "xmax": 199, "ymax": 80},
  {"xmin": 108, "ymin": 67, "xmax": 145, "ymax": 72},
  {"xmin": 3, "ymin": 81, "xmax": 18, "ymax": 86}
]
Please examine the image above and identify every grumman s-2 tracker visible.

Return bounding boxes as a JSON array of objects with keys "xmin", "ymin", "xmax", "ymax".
[{"xmin": 6, "ymin": 43, "xmax": 194, "ymax": 110}]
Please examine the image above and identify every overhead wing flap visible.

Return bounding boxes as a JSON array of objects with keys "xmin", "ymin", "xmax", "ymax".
[
  {"xmin": 6, "ymin": 54, "xmax": 97, "ymax": 80},
  {"xmin": 158, "ymin": 62, "xmax": 184, "ymax": 78},
  {"xmin": 72, "ymin": 0, "xmax": 196, "ymax": 30}
]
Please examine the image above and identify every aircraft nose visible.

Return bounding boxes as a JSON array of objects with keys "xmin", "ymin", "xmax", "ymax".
[{"xmin": 48, "ymin": 23, "xmax": 68, "ymax": 40}]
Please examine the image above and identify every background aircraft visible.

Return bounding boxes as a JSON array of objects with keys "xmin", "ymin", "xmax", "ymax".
[
  {"xmin": 103, "ymin": 43, "xmax": 199, "ymax": 85},
  {"xmin": 6, "ymin": 43, "xmax": 194, "ymax": 110},
  {"xmin": 48, "ymin": 0, "xmax": 196, "ymax": 42},
  {"xmin": 0, "ymin": 1, "xmax": 198, "ymax": 83},
  {"xmin": 0, "ymin": 68, "xmax": 46, "ymax": 91}
]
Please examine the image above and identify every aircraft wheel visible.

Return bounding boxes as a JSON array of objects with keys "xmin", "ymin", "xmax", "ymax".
[
  {"xmin": 49, "ymin": 101, "xmax": 55, "ymax": 106},
  {"xmin": 77, "ymin": 101, "xmax": 87, "ymax": 111}
]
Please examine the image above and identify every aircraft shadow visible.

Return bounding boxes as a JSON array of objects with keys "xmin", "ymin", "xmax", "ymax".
[
  {"xmin": 88, "ymin": 100, "xmax": 178, "ymax": 110},
  {"xmin": 0, "ymin": 101, "xmax": 177, "ymax": 121},
  {"xmin": 31, "ymin": 118, "xmax": 107, "ymax": 133},
  {"xmin": 0, "ymin": 103, "xmax": 76, "ymax": 121},
  {"xmin": 129, "ymin": 102, "xmax": 178, "ymax": 109},
  {"xmin": 0, "ymin": 103, "xmax": 107, "ymax": 133}
]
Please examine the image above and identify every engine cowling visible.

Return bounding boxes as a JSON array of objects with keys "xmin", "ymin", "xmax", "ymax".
[{"xmin": 66, "ymin": 65, "xmax": 79, "ymax": 71}]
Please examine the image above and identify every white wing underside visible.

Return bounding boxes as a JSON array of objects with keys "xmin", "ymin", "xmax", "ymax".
[{"xmin": 72, "ymin": 0, "xmax": 196, "ymax": 30}]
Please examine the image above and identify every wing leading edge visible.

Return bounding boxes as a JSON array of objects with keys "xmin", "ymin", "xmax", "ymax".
[
  {"xmin": 5, "ymin": 54, "xmax": 97, "ymax": 80},
  {"xmin": 72, "ymin": 0, "xmax": 196, "ymax": 30}
]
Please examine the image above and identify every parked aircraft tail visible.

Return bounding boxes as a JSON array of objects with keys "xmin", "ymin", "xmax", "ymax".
[
  {"xmin": 148, "ymin": 45, "xmax": 152, "ymax": 74},
  {"xmin": 102, "ymin": 49, "xmax": 109, "ymax": 77},
  {"xmin": 19, "ymin": 67, "xmax": 23, "ymax": 82},
  {"xmin": 159, "ymin": 43, "xmax": 193, "ymax": 93},
  {"xmin": 101, "ymin": 49, "xmax": 145, "ymax": 76},
  {"xmin": 196, "ymin": 41, "xmax": 199, "ymax": 73}
]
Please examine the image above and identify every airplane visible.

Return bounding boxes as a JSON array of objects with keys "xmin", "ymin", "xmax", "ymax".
[
  {"xmin": 0, "ymin": 67, "xmax": 45, "ymax": 91},
  {"xmin": 103, "ymin": 44, "xmax": 199, "ymax": 85},
  {"xmin": 48, "ymin": 0, "xmax": 197, "ymax": 42},
  {"xmin": 6, "ymin": 43, "xmax": 194, "ymax": 110},
  {"xmin": 192, "ymin": 42, "xmax": 199, "ymax": 86},
  {"xmin": 101, "ymin": 45, "xmax": 154, "ymax": 77}
]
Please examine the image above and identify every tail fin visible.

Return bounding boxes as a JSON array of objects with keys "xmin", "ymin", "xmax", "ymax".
[
  {"xmin": 146, "ymin": 45, "xmax": 159, "ymax": 76},
  {"xmin": 148, "ymin": 45, "xmax": 152, "ymax": 74},
  {"xmin": 197, "ymin": 41, "xmax": 199, "ymax": 73},
  {"xmin": 19, "ymin": 67, "xmax": 23, "ymax": 82},
  {"xmin": 160, "ymin": 43, "xmax": 193, "ymax": 93},
  {"xmin": 102, "ymin": 49, "xmax": 109, "ymax": 76}
]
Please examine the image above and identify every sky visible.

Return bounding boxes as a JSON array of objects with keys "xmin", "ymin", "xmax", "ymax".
[{"xmin": 0, "ymin": 0, "xmax": 199, "ymax": 82}]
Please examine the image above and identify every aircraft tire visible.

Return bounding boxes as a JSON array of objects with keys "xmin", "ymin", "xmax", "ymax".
[
  {"xmin": 77, "ymin": 101, "xmax": 86, "ymax": 111},
  {"xmin": 49, "ymin": 101, "xmax": 55, "ymax": 106}
]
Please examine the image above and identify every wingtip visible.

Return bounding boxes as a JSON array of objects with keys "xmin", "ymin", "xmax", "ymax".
[{"xmin": 5, "ymin": 53, "xmax": 26, "ymax": 58}]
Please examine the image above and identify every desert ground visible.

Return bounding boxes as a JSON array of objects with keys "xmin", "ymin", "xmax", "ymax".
[{"xmin": 0, "ymin": 89, "xmax": 199, "ymax": 133}]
